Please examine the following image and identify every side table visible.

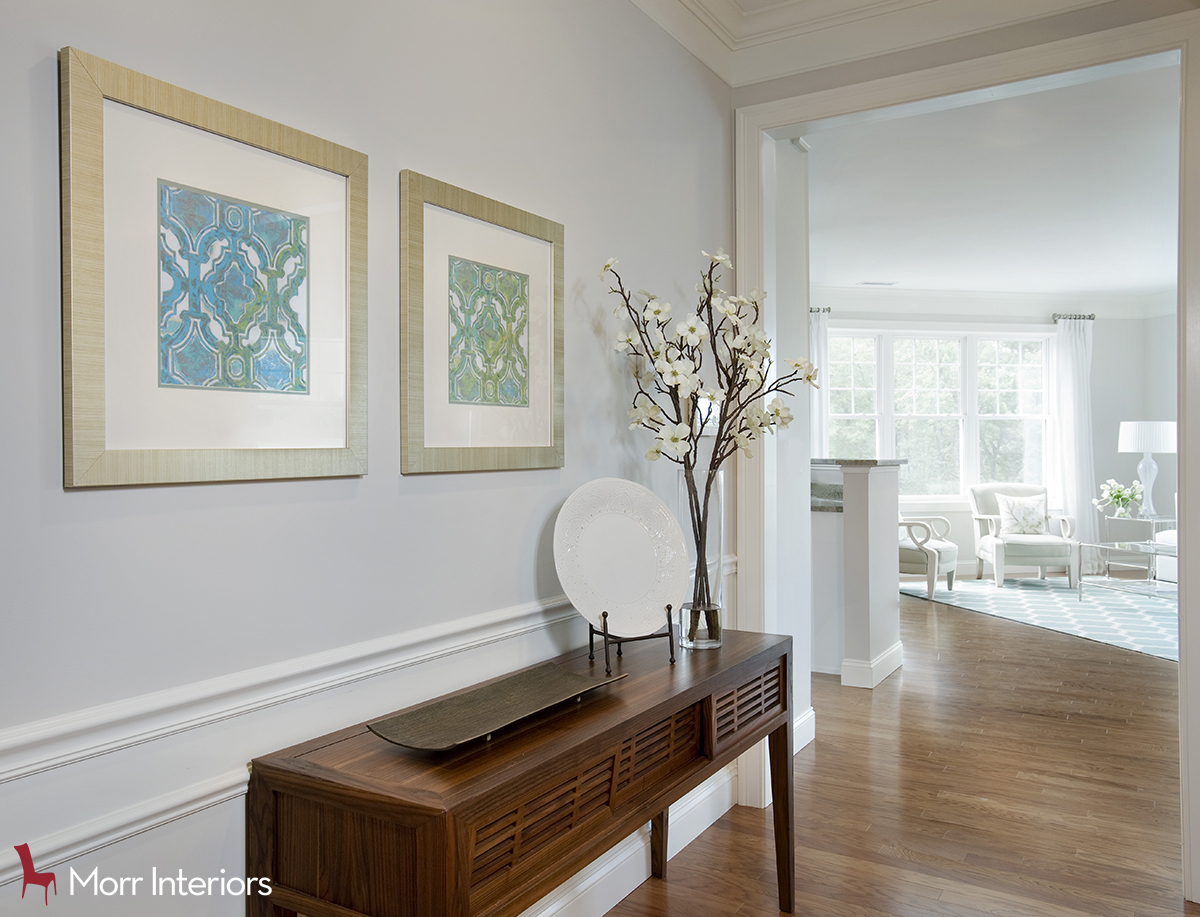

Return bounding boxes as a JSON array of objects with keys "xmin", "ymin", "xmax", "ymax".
[
  {"xmin": 1079, "ymin": 540, "xmax": 1178, "ymax": 603},
  {"xmin": 1102, "ymin": 513, "xmax": 1176, "ymax": 543}
]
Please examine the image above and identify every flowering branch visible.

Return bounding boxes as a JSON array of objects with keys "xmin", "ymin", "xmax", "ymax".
[
  {"xmin": 1092, "ymin": 478, "xmax": 1143, "ymax": 516},
  {"xmin": 602, "ymin": 251, "xmax": 819, "ymax": 641}
]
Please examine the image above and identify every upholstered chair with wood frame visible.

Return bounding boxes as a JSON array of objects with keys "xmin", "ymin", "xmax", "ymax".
[
  {"xmin": 900, "ymin": 514, "xmax": 959, "ymax": 600},
  {"xmin": 968, "ymin": 484, "xmax": 1079, "ymax": 588}
]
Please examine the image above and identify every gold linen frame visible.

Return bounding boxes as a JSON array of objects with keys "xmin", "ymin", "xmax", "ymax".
[
  {"xmin": 59, "ymin": 47, "xmax": 368, "ymax": 487},
  {"xmin": 400, "ymin": 171, "xmax": 564, "ymax": 474}
]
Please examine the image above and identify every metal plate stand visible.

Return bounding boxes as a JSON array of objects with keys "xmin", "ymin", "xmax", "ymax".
[{"xmin": 589, "ymin": 604, "xmax": 675, "ymax": 675}]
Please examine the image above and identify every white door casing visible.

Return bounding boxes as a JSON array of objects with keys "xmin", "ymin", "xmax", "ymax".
[{"xmin": 735, "ymin": 136, "xmax": 814, "ymax": 809}]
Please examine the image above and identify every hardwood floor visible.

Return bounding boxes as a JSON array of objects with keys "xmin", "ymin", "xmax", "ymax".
[{"xmin": 605, "ymin": 594, "xmax": 1198, "ymax": 916}]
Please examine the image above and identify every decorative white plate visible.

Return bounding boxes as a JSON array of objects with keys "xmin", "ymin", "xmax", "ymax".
[{"xmin": 553, "ymin": 478, "xmax": 689, "ymax": 638}]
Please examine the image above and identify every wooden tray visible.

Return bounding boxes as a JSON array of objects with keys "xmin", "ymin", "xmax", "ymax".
[{"xmin": 367, "ymin": 662, "xmax": 625, "ymax": 751}]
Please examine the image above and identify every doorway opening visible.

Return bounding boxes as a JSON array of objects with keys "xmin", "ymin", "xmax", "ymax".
[
  {"xmin": 733, "ymin": 16, "xmax": 1198, "ymax": 897},
  {"xmin": 802, "ymin": 52, "xmax": 1180, "ymax": 676}
]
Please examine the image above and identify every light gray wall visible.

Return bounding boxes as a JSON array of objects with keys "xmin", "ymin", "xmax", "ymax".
[
  {"xmin": 0, "ymin": 0, "xmax": 732, "ymax": 906},
  {"xmin": 1145, "ymin": 310, "xmax": 1180, "ymax": 511},
  {"xmin": 1093, "ymin": 312, "xmax": 1178, "ymax": 528},
  {"xmin": 2, "ymin": 0, "xmax": 731, "ymax": 726},
  {"xmin": 1092, "ymin": 317, "xmax": 1149, "ymax": 492}
]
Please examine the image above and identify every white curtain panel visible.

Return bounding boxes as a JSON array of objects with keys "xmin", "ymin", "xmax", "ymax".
[
  {"xmin": 809, "ymin": 308, "xmax": 829, "ymax": 459},
  {"xmin": 1053, "ymin": 318, "xmax": 1100, "ymax": 573}
]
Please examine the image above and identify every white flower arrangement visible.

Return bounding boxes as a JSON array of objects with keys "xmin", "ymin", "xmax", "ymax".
[
  {"xmin": 602, "ymin": 250, "xmax": 819, "ymax": 639},
  {"xmin": 1092, "ymin": 478, "xmax": 1144, "ymax": 517}
]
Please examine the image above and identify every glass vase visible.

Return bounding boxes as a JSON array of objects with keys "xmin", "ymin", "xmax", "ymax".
[{"xmin": 677, "ymin": 467, "xmax": 723, "ymax": 649}]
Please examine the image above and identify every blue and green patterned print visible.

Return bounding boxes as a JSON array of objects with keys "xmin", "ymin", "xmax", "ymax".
[
  {"xmin": 158, "ymin": 180, "xmax": 309, "ymax": 393},
  {"xmin": 447, "ymin": 256, "xmax": 529, "ymax": 406}
]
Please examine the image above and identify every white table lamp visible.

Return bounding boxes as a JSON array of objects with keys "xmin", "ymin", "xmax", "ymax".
[{"xmin": 1117, "ymin": 421, "xmax": 1176, "ymax": 517}]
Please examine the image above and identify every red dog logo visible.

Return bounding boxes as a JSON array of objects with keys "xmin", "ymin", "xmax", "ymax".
[{"xmin": 14, "ymin": 845, "xmax": 56, "ymax": 905}]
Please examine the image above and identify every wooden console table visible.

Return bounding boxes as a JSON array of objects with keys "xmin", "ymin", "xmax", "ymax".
[{"xmin": 247, "ymin": 630, "xmax": 794, "ymax": 917}]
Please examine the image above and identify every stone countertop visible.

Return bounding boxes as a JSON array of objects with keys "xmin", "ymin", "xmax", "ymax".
[
  {"xmin": 811, "ymin": 482, "xmax": 843, "ymax": 512},
  {"xmin": 812, "ymin": 501, "xmax": 844, "ymax": 513},
  {"xmin": 810, "ymin": 458, "xmax": 908, "ymax": 466}
]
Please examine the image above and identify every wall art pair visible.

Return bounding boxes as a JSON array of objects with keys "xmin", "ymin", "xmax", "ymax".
[{"xmin": 59, "ymin": 48, "xmax": 564, "ymax": 487}]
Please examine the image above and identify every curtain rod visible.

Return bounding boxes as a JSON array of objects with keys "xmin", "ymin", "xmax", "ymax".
[
  {"xmin": 1053, "ymin": 312, "xmax": 1095, "ymax": 321},
  {"xmin": 809, "ymin": 307, "xmax": 831, "ymax": 313}
]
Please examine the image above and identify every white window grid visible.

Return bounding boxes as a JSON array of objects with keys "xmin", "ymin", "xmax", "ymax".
[{"xmin": 827, "ymin": 330, "xmax": 1052, "ymax": 497}]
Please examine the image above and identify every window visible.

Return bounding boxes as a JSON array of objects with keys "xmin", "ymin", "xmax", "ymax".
[
  {"xmin": 827, "ymin": 337, "xmax": 878, "ymax": 461},
  {"xmin": 827, "ymin": 331, "xmax": 1050, "ymax": 497},
  {"xmin": 976, "ymin": 339, "xmax": 1045, "ymax": 486}
]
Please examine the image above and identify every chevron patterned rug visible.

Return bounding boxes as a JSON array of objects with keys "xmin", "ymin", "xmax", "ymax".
[{"xmin": 901, "ymin": 575, "xmax": 1178, "ymax": 661}]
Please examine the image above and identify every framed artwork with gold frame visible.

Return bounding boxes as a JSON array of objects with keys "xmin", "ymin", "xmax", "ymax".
[
  {"xmin": 400, "ymin": 170, "xmax": 564, "ymax": 474},
  {"xmin": 59, "ymin": 47, "xmax": 367, "ymax": 487}
]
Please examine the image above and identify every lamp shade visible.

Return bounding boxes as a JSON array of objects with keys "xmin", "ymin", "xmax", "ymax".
[{"xmin": 1117, "ymin": 421, "xmax": 1176, "ymax": 454}]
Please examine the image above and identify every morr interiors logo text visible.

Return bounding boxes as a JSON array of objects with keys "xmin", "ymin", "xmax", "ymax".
[
  {"xmin": 69, "ymin": 867, "xmax": 271, "ymax": 898},
  {"xmin": 13, "ymin": 842, "xmax": 271, "ymax": 905}
]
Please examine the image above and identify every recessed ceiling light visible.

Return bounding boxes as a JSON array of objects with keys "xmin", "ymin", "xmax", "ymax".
[{"xmin": 856, "ymin": 281, "xmax": 898, "ymax": 286}]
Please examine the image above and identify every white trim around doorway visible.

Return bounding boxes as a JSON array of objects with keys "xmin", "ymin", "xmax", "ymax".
[{"xmin": 735, "ymin": 8, "xmax": 1200, "ymax": 899}]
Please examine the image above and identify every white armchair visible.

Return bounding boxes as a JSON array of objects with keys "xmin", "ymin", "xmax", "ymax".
[
  {"xmin": 900, "ymin": 514, "xmax": 959, "ymax": 600},
  {"xmin": 968, "ymin": 484, "xmax": 1080, "ymax": 588}
]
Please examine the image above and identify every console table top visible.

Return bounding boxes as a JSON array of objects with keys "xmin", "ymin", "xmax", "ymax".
[{"xmin": 252, "ymin": 630, "xmax": 789, "ymax": 811}]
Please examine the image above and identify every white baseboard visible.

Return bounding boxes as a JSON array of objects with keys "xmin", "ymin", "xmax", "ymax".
[
  {"xmin": 841, "ymin": 640, "xmax": 904, "ymax": 689},
  {"xmin": 732, "ymin": 706, "xmax": 816, "ymax": 812},
  {"xmin": 520, "ymin": 764, "xmax": 738, "ymax": 917},
  {"xmin": 0, "ymin": 768, "xmax": 249, "ymax": 887},
  {"xmin": 795, "ymin": 706, "xmax": 816, "ymax": 749}
]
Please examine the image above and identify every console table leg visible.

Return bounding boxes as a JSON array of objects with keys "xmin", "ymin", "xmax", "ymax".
[
  {"xmin": 768, "ymin": 721, "xmax": 795, "ymax": 913},
  {"xmin": 651, "ymin": 810, "xmax": 669, "ymax": 879}
]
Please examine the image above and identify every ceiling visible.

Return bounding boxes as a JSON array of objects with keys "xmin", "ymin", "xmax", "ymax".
[
  {"xmin": 628, "ymin": 0, "xmax": 1121, "ymax": 85},
  {"xmin": 804, "ymin": 54, "xmax": 1181, "ymax": 295}
]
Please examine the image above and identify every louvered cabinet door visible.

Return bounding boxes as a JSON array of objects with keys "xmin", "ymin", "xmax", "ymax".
[
  {"xmin": 465, "ymin": 702, "xmax": 705, "ymax": 915},
  {"xmin": 713, "ymin": 657, "xmax": 786, "ymax": 756},
  {"xmin": 467, "ymin": 752, "xmax": 617, "ymax": 898}
]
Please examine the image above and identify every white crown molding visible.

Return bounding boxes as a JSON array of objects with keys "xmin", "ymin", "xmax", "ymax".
[
  {"xmin": 630, "ymin": 0, "xmax": 1123, "ymax": 86},
  {"xmin": 629, "ymin": 0, "xmax": 734, "ymax": 82},
  {"xmin": 0, "ymin": 595, "xmax": 575, "ymax": 785},
  {"xmin": 682, "ymin": 0, "xmax": 984, "ymax": 49}
]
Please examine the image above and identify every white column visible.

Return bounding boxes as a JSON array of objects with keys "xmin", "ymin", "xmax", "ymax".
[{"xmin": 839, "ymin": 462, "xmax": 904, "ymax": 688}]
